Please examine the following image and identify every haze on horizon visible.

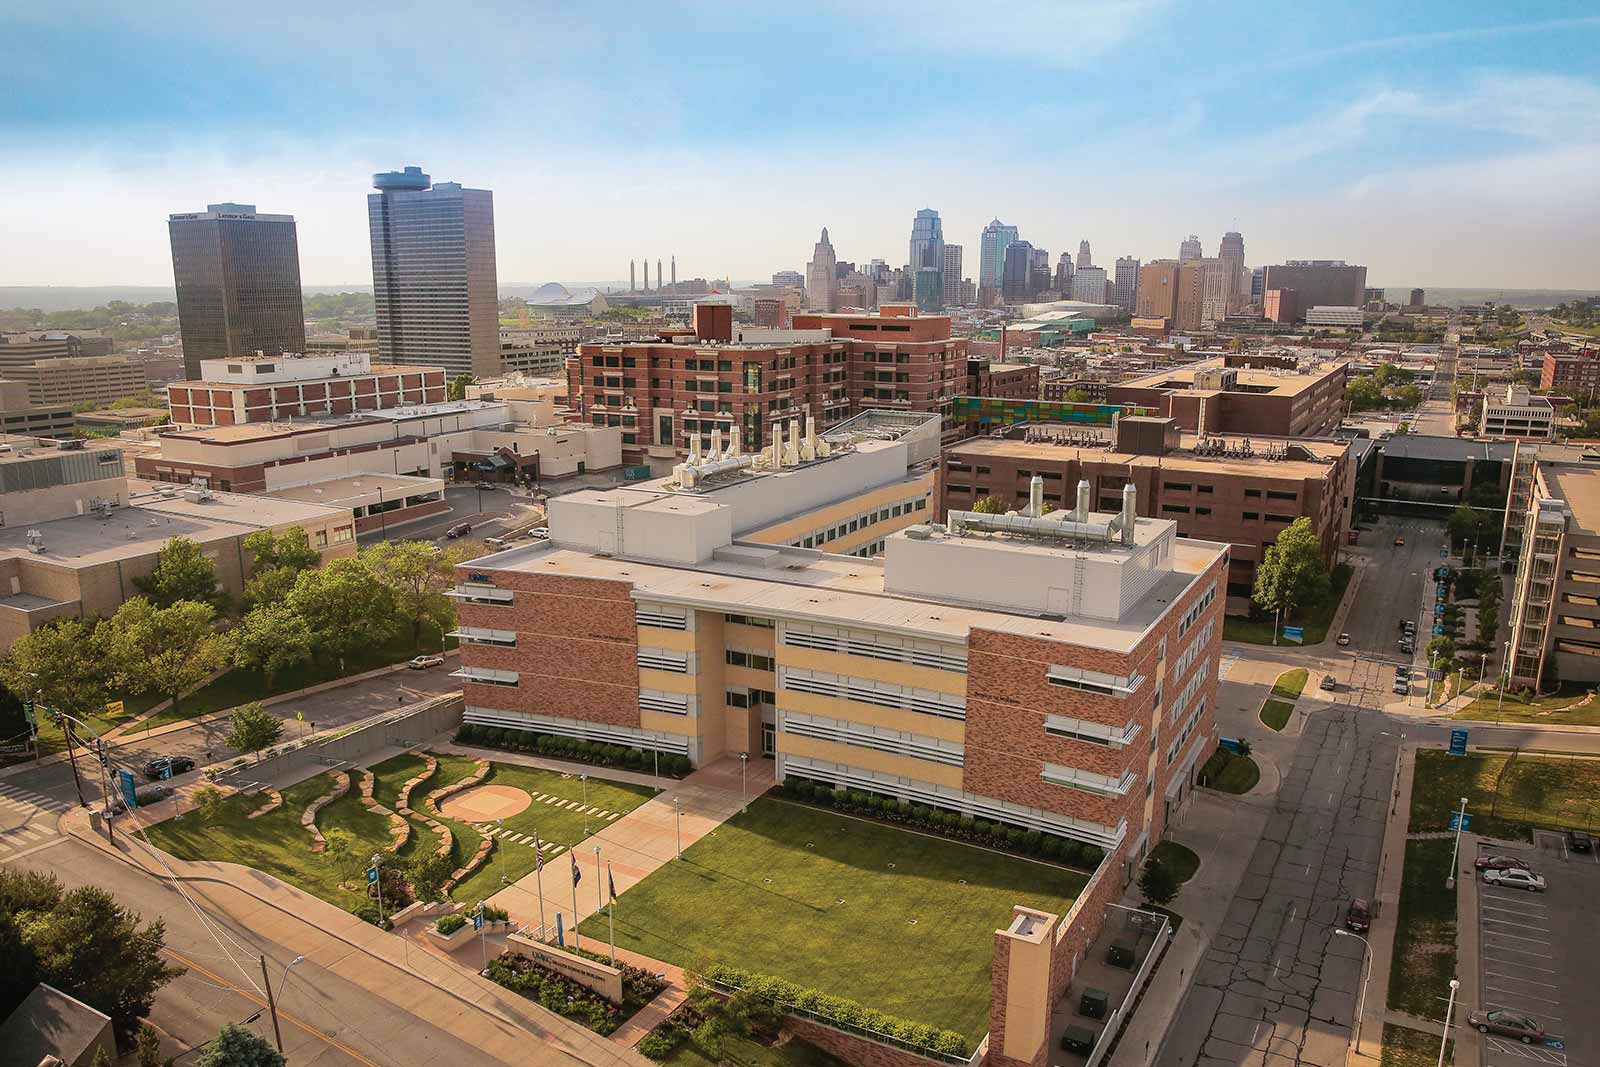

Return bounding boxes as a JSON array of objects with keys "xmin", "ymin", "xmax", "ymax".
[{"xmin": 3, "ymin": 2, "xmax": 1598, "ymax": 292}]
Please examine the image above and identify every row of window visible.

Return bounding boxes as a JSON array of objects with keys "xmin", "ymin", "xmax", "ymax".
[
  {"xmin": 783, "ymin": 497, "xmax": 928, "ymax": 550},
  {"xmin": 781, "ymin": 711, "xmax": 964, "ymax": 768},
  {"xmin": 1166, "ymin": 699, "xmax": 1207, "ymax": 766},
  {"xmin": 1172, "ymin": 618, "xmax": 1215, "ymax": 681},
  {"xmin": 782, "ymin": 623, "xmax": 967, "ymax": 674},
  {"xmin": 725, "ymin": 687, "xmax": 775, "ymax": 708},
  {"xmin": 726, "ymin": 649, "xmax": 776, "ymax": 672},
  {"xmin": 451, "ymin": 627, "xmax": 517, "ymax": 648},
  {"xmin": 640, "ymin": 689, "xmax": 690, "ymax": 715},
  {"xmin": 1177, "ymin": 582, "xmax": 1218, "ymax": 640},
  {"xmin": 1043, "ymin": 713, "xmax": 1141, "ymax": 748},
  {"xmin": 1040, "ymin": 762, "xmax": 1137, "ymax": 799},
  {"xmin": 636, "ymin": 605, "xmax": 689, "ymax": 630},
  {"xmin": 638, "ymin": 648, "xmax": 690, "ymax": 674},
  {"xmin": 781, "ymin": 666, "xmax": 967, "ymax": 720},
  {"xmin": 725, "ymin": 613, "xmax": 774, "ymax": 629}
]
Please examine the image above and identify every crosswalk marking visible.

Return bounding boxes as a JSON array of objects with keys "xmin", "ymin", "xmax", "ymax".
[{"xmin": 606, "ymin": 812, "xmax": 620, "ymax": 821}]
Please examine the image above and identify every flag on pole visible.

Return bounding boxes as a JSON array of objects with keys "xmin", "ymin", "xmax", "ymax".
[
  {"xmin": 608, "ymin": 863, "xmax": 617, "ymax": 902},
  {"xmin": 571, "ymin": 853, "xmax": 582, "ymax": 886},
  {"xmin": 534, "ymin": 833, "xmax": 543, "ymax": 872}
]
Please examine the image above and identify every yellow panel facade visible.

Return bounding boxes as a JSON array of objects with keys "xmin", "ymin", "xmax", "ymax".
[
  {"xmin": 723, "ymin": 664, "xmax": 776, "ymax": 691},
  {"xmin": 694, "ymin": 612, "xmax": 738, "ymax": 760},
  {"xmin": 640, "ymin": 709, "xmax": 697, "ymax": 738},
  {"xmin": 723, "ymin": 622, "xmax": 777, "ymax": 652},
  {"xmin": 638, "ymin": 668, "xmax": 697, "ymax": 695},
  {"xmin": 637, "ymin": 625, "xmax": 697, "ymax": 652},
  {"xmin": 778, "ymin": 689, "xmax": 966, "ymax": 744},
  {"xmin": 776, "ymin": 733, "xmax": 964, "ymax": 789},
  {"xmin": 775, "ymin": 644, "xmax": 967, "ymax": 697}
]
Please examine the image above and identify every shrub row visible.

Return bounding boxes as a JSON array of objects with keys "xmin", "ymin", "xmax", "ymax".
[
  {"xmin": 487, "ymin": 952, "xmax": 623, "ymax": 1034},
  {"xmin": 454, "ymin": 724, "xmax": 691, "ymax": 777},
  {"xmin": 553, "ymin": 943, "xmax": 667, "ymax": 1011},
  {"xmin": 435, "ymin": 912, "xmax": 467, "ymax": 935},
  {"xmin": 703, "ymin": 964, "xmax": 968, "ymax": 1058},
  {"xmin": 776, "ymin": 778, "xmax": 1104, "ymax": 870}
]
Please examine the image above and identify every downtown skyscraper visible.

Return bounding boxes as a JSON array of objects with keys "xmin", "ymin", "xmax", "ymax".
[
  {"xmin": 909, "ymin": 208, "xmax": 945, "ymax": 272},
  {"xmin": 368, "ymin": 165, "xmax": 500, "ymax": 378},
  {"xmin": 168, "ymin": 202, "xmax": 306, "ymax": 379},
  {"xmin": 978, "ymin": 219, "xmax": 1018, "ymax": 293}
]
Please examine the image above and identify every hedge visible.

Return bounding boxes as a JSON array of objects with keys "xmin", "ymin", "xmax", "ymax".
[
  {"xmin": 703, "ymin": 964, "xmax": 969, "ymax": 1058},
  {"xmin": 454, "ymin": 723, "xmax": 692, "ymax": 777},
  {"xmin": 435, "ymin": 912, "xmax": 467, "ymax": 935},
  {"xmin": 775, "ymin": 777, "xmax": 1104, "ymax": 870}
]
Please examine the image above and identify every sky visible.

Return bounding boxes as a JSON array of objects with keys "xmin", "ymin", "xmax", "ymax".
[{"xmin": 3, "ymin": 1, "xmax": 1599, "ymax": 292}]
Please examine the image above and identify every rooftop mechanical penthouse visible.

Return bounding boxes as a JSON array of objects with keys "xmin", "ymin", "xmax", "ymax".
[{"xmin": 452, "ymin": 410, "xmax": 1227, "ymax": 856}]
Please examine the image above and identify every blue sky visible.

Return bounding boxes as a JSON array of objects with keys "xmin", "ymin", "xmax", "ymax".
[{"xmin": 4, "ymin": 1, "xmax": 1598, "ymax": 290}]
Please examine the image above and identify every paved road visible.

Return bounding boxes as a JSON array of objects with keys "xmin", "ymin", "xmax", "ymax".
[
  {"xmin": 358, "ymin": 483, "xmax": 528, "ymax": 545},
  {"xmin": 7, "ymin": 832, "xmax": 521, "ymax": 1067},
  {"xmin": 4, "ymin": 668, "xmax": 463, "ymax": 806}
]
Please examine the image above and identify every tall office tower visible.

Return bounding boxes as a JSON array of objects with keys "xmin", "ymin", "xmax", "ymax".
[
  {"xmin": 671, "ymin": 255, "xmax": 677, "ymax": 290},
  {"xmin": 806, "ymin": 228, "xmax": 839, "ymax": 311},
  {"xmin": 1001, "ymin": 240, "xmax": 1035, "ymax": 303},
  {"xmin": 1136, "ymin": 260, "xmax": 1180, "ymax": 320},
  {"xmin": 914, "ymin": 267, "xmax": 944, "ymax": 312},
  {"xmin": 168, "ymin": 202, "xmax": 306, "ymax": 379},
  {"xmin": 979, "ymin": 219, "xmax": 1019, "ymax": 291},
  {"xmin": 1113, "ymin": 256, "xmax": 1140, "ymax": 311},
  {"xmin": 1250, "ymin": 267, "xmax": 1265, "ymax": 305},
  {"xmin": 1175, "ymin": 259, "xmax": 1230, "ymax": 330},
  {"xmin": 1410, "ymin": 288, "xmax": 1426, "ymax": 307},
  {"xmin": 941, "ymin": 245, "xmax": 964, "ymax": 307},
  {"xmin": 1260, "ymin": 261, "xmax": 1368, "ymax": 312},
  {"xmin": 1179, "ymin": 234, "xmax": 1203, "ymax": 263},
  {"xmin": 909, "ymin": 208, "xmax": 945, "ymax": 273},
  {"xmin": 1076, "ymin": 240, "xmax": 1092, "ymax": 269},
  {"xmin": 1055, "ymin": 252, "xmax": 1074, "ymax": 294},
  {"xmin": 1071, "ymin": 266, "xmax": 1108, "ymax": 303},
  {"xmin": 368, "ymin": 166, "xmax": 499, "ymax": 378},
  {"xmin": 1218, "ymin": 230, "xmax": 1247, "ymax": 312}
]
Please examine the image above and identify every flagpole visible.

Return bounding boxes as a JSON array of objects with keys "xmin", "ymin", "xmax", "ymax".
[
  {"xmin": 535, "ymin": 831, "xmax": 548, "ymax": 943},
  {"xmin": 607, "ymin": 861, "xmax": 617, "ymax": 965},
  {"xmin": 571, "ymin": 865, "xmax": 581, "ymax": 952}
]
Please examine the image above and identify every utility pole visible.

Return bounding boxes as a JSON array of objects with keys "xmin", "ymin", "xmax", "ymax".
[
  {"xmin": 260, "ymin": 955, "xmax": 284, "ymax": 1053},
  {"xmin": 61, "ymin": 716, "xmax": 87, "ymax": 808}
]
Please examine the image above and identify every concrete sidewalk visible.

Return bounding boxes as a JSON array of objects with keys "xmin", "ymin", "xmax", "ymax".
[
  {"xmin": 65, "ymin": 805, "xmax": 651, "ymax": 1067},
  {"xmin": 488, "ymin": 755, "xmax": 774, "ymax": 938}
]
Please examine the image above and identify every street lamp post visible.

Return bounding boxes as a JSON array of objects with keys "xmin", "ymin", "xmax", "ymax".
[
  {"xmin": 1498, "ymin": 640, "xmax": 1510, "ymax": 722},
  {"xmin": 739, "ymin": 752, "xmax": 748, "ymax": 813},
  {"xmin": 371, "ymin": 853, "xmax": 386, "ymax": 926},
  {"xmin": 674, "ymin": 795, "xmax": 681, "ymax": 859},
  {"xmin": 1426, "ymin": 650, "xmax": 1440, "ymax": 706},
  {"xmin": 1334, "ymin": 930, "xmax": 1372, "ymax": 1054},
  {"xmin": 1438, "ymin": 979, "xmax": 1461, "ymax": 1067},
  {"xmin": 581, "ymin": 774, "xmax": 589, "ymax": 835},
  {"xmin": 594, "ymin": 845, "xmax": 603, "ymax": 913},
  {"xmin": 1446, "ymin": 797, "xmax": 1468, "ymax": 890},
  {"xmin": 498, "ymin": 817, "xmax": 507, "ymax": 884}
]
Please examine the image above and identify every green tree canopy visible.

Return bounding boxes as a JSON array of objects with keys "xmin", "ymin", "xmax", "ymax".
[
  {"xmin": 100, "ymin": 598, "xmax": 229, "ymax": 719},
  {"xmin": 229, "ymin": 603, "xmax": 314, "ymax": 686},
  {"xmin": 1251, "ymin": 518, "xmax": 1331, "ymax": 623},
  {"xmin": 286, "ymin": 558, "xmax": 400, "ymax": 672},
  {"xmin": 969, "ymin": 496, "xmax": 1006, "ymax": 515},
  {"xmin": 223, "ymin": 702, "xmax": 283, "ymax": 758},
  {"xmin": 0, "ymin": 619, "xmax": 108, "ymax": 721},
  {"xmin": 242, "ymin": 526, "xmax": 321, "ymax": 609},
  {"xmin": 1138, "ymin": 856, "xmax": 1178, "ymax": 906},
  {"xmin": 447, "ymin": 374, "xmax": 476, "ymax": 401},
  {"xmin": 194, "ymin": 1024, "xmax": 285, "ymax": 1067},
  {"xmin": 133, "ymin": 537, "xmax": 222, "ymax": 609},
  {"xmin": 358, "ymin": 540, "xmax": 460, "ymax": 650}
]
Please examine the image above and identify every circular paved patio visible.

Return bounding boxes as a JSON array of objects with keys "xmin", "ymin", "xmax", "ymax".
[{"xmin": 438, "ymin": 784, "xmax": 532, "ymax": 821}]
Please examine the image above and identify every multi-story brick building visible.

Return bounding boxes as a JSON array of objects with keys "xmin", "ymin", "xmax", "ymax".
[
  {"xmin": 1106, "ymin": 355, "xmax": 1348, "ymax": 437},
  {"xmin": 1504, "ymin": 457, "xmax": 1600, "ymax": 689},
  {"xmin": 1541, "ymin": 348, "xmax": 1600, "ymax": 398},
  {"xmin": 565, "ymin": 303, "xmax": 967, "ymax": 463},
  {"xmin": 968, "ymin": 360, "xmax": 1040, "ymax": 401},
  {"xmin": 940, "ymin": 417, "xmax": 1353, "ymax": 604},
  {"xmin": 450, "ymin": 410, "xmax": 1227, "ymax": 860},
  {"xmin": 166, "ymin": 351, "xmax": 447, "ymax": 427}
]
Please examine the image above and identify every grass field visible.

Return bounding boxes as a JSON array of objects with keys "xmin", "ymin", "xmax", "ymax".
[
  {"xmin": 1386, "ymin": 840, "xmax": 1458, "ymax": 1020},
  {"xmin": 1455, "ymin": 684, "xmax": 1598, "ymax": 726},
  {"xmin": 1409, "ymin": 750, "xmax": 1600, "ymax": 840},
  {"xmin": 1149, "ymin": 841, "xmax": 1199, "ymax": 884},
  {"xmin": 1223, "ymin": 565, "xmax": 1352, "ymax": 646},
  {"xmin": 1381, "ymin": 1023, "xmax": 1453, "ymax": 1067},
  {"xmin": 577, "ymin": 798, "xmax": 1087, "ymax": 1043},
  {"xmin": 1272, "ymin": 669, "xmax": 1309, "ymax": 699},
  {"xmin": 1198, "ymin": 749, "xmax": 1260, "ymax": 794},
  {"xmin": 1260, "ymin": 699, "xmax": 1293, "ymax": 731}
]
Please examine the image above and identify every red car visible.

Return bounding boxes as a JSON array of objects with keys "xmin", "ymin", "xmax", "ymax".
[
  {"xmin": 1475, "ymin": 855, "xmax": 1538, "ymax": 876},
  {"xmin": 1468, "ymin": 1009, "xmax": 1545, "ymax": 1044},
  {"xmin": 1344, "ymin": 898, "xmax": 1370, "ymax": 932}
]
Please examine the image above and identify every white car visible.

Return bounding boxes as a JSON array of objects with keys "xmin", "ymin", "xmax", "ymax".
[
  {"xmin": 1483, "ymin": 868, "xmax": 1546, "ymax": 892},
  {"xmin": 408, "ymin": 654, "xmax": 446, "ymax": 670}
]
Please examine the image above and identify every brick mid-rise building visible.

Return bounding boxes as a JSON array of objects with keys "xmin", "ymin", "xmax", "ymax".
[
  {"xmin": 1106, "ymin": 355, "xmax": 1348, "ymax": 437},
  {"xmin": 1541, "ymin": 348, "xmax": 1600, "ymax": 397},
  {"xmin": 566, "ymin": 303, "xmax": 967, "ymax": 462},
  {"xmin": 167, "ymin": 351, "xmax": 446, "ymax": 427}
]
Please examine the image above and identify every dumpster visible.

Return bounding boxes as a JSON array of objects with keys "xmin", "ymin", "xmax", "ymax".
[
  {"xmin": 1108, "ymin": 933, "xmax": 1138, "ymax": 969},
  {"xmin": 1079, "ymin": 988, "xmax": 1109, "ymax": 1019},
  {"xmin": 1061, "ymin": 1026, "xmax": 1097, "ymax": 1055}
]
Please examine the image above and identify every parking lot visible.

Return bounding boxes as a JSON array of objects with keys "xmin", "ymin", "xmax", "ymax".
[{"xmin": 1471, "ymin": 838, "xmax": 1600, "ymax": 1067}]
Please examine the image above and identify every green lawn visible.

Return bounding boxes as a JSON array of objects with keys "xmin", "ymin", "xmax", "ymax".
[
  {"xmin": 1260, "ymin": 699, "xmax": 1294, "ymax": 732},
  {"xmin": 1197, "ymin": 749, "xmax": 1260, "ymax": 794},
  {"xmin": 1223, "ymin": 565, "xmax": 1352, "ymax": 646},
  {"xmin": 1386, "ymin": 840, "xmax": 1457, "ymax": 1021},
  {"xmin": 142, "ymin": 772, "xmax": 394, "ymax": 910},
  {"xmin": 1455, "ymin": 684, "xmax": 1598, "ymax": 726},
  {"xmin": 1271, "ymin": 669, "xmax": 1309, "ymax": 699},
  {"xmin": 1381, "ymin": 1024, "xmax": 1452, "ymax": 1067},
  {"xmin": 449, "ymin": 763, "xmax": 656, "ymax": 905},
  {"xmin": 662, "ymin": 1034, "xmax": 849, "ymax": 1067},
  {"xmin": 1149, "ymin": 841, "xmax": 1199, "ymax": 884},
  {"xmin": 1410, "ymin": 749, "xmax": 1600, "ymax": 840},
  {"xmin": 578, "ymin": 798, "xmax": 1087, "ymax": 1043}
]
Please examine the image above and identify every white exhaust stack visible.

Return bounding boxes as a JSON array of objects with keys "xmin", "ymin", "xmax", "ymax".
[
  {"xmin": 768, "ymin": 420, "xmax": 783, "ymax": 468},
  {"xmin": 1027, "ymin": 474, "xmax": 1044, "ymax": 517},
  {"xmin": 801, "ymin": 415, "xmax": 818, "ymax": 462},
  {"xmin": 688, "ymin": 433, "xmax": 702, "ymax": 464},
  {"xmin": 1121, "ymin": 483, "xmax": 1137, "ymax": 545},
  {"xmin": 708, "ymin": 426, "xmax": 722, "ymax": 459},
  {"xmin": 784, "ymin": 418, "xmax": 801, "ymax": 466},
  {"xmin": 1075, "ymin": 480, "xmax": 1091, "ymax": 522}
]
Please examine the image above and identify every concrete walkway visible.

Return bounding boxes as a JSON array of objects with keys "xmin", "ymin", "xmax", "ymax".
[
  {"xmin": 65, "ymin": 805, "xmax": 651, "ymax": 1067},
  {"xmin": 488, "ymin": 755, "xmax": 775, "ymax": 938}
]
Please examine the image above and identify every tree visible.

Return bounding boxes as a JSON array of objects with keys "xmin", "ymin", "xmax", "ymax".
[
  {"xmin": 1061, "ymin": 388, "xmax": 1090, "ymax": 403},
  {"xmin": 447, "ymin": 374, "xmax": 476, "ymax": 401},
  {"xmin": 100, "ymin": 599, "xmax": 229, "ymax": 720},
  {"xmin": 229, "ymin": 603, "xmax": 314, "ymax": 686},
  {"xmin": 224, "ymin": 702, "xmax": 283, "ymax": 759},
  {"xmin": 1138, "ymin": 855, "xmax": 1178, "ymax": 906},
  {"xmin": 358, "ymin": 541, "xmax": 460, "ymax": 650},
  {"xmin": 0, "ymin": 619, "xmax": 109, "ymax": 723},
  {"xmin": 969, "ymin": 496, "xmax": 1006, "ymax": 515},
  {"xmin": 1446, "ymin": 505, "xmax": 1479, "ymax": 549},
  {"xmin": 0, "ymin": 868, "xmax": 60, "ymax": 1022},
  {"xmin": 137, "ymin": 1025, "xmax": 166, "ymax": 1067},
  {"xmin": 1251, "ymin": 518, "xmax": 1331, "ymax": 625},
  {"xmin": 194, "ymin": 1024, "xmax": 284, "ymax": 1067},
  {"xmin": 191, "ymin": 784, "xmax": 226, "ymax": 827},
  {"xmin": 1426, "ymin": 634, "xmax": 1456, "ymax": 663},
  {"xmin": 133, "ymin": 537, "xmax": 222, "ymax": 609},
  {"xmin": 242, "ymin": 526, "xmax": 320, "ymax": 609},
  {"xmin": 286, "ymin": 558, "xmax": 400, "ymax": 672},
  {"xmin": 22, "ymin": 885, "xmax": 184, "ymax": 1047}
]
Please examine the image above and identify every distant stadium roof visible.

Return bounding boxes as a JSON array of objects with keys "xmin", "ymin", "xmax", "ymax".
[{"xmin": 525, "ymin": 283, "xmax": 601, "ymax": 307}]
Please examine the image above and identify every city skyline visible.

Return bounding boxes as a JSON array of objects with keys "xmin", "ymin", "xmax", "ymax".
[{"xmin": 3, "ymin": 3, "xmax": 1599, "ymax": 290}]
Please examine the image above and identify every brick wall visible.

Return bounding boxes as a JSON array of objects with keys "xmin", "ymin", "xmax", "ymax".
[{"xmin": 783, "ymin": 1015, "xmax": 962, "ymax": 1067}]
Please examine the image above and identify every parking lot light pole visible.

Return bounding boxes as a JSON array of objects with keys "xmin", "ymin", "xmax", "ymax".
[
  {"xmin": 1333, "ymin": 929, "xmax": 1372, "ymax": 1054},
  {"xmin": 1446, "ymin": 797, "xmax": 1468, "ymax": 890},
  {"xmin": 674, "ymin": 795, "xmax": 681, "ymax": 859},
  {"xmin": 1438, "ymin": 979, "xmax": 1460, "ymax": 1067},
  {"xmin": 1498, "ymin": 640, "xmax": 1510, "ymax": 722},
  {"xmin": 740, "ymin": 752, "xmax": 748, "ymax": 813}
]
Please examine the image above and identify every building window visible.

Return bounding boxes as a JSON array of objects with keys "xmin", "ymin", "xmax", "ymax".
[
  {"xmin": 726, "ymin": 649, "xmax": 775, "ymax": 672},
  {"xmin": 1162, "ymin": 504, "xmax": 1190, "ymax": 515}
]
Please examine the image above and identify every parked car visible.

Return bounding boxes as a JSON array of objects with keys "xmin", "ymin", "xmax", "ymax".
[
  {"xmin": 1567, "ymin": 828, "xmax": 1593, "ymax": 853},
  {"xmin": 446, "ymin": 522, "xmax": 473, "ymax": 539},
  {"xmin": 1394, "ymin": 535, "xmax": 1406, "ymax": 546},
  {"xmin": 1404, "ymin": 620, "xmax": 1417, "ymax": 635},
  {"xmin": 1400, "ymin": 640, "xmax": 1414, "ymax": 655},
  {"xmin": 1483, "ymin": 868, "xmax": 1546, "ymax": 892},
  {"xmin": 407, "ymin": 654, "xmax": 445, "ymax": 670},
  {"xmin": 1320, "ymin": 675, "xmax": 1337, "ymax": 691},
  {"xmin": 1468, "ymin": 1010, "xmax": 1546, "ymax": 1043},
  {"xmin": 1393, "ymin": 680, "xmax": 1410, "ymax": 695},
  {"xmin": 1344, "ymin": 898, "xmax": 1370, "ymax": 932},
  {"xmin": 475, "ymin": 482, "xmax": 498, "ymax": 491},
  {"xmin": 142, "ymin": 755, "xmax": 195, "ymax": 781},
  {"xmin": 1475, "ymin": 855, "xmax": 1538, "ymax": 875},
  {"xmin": 1336, "ymin": 633, "xmax": 1351, "ymax": 646}
]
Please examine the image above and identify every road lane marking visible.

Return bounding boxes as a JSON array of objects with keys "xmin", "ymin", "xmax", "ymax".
[{"xmin": 1485, "ymin": 972, "xmax": 1559, "ymax": 988}]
